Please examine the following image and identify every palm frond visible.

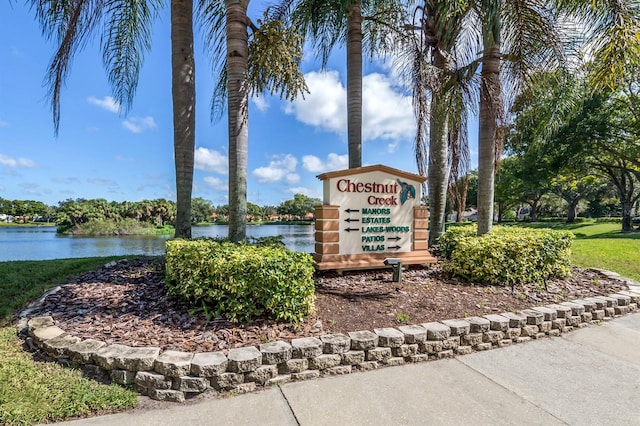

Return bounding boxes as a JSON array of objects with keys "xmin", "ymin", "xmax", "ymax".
[
  {"xmin": 196, "ymin": 0, "xmax": 227, "ymax": 120},
  {"xmin": 291, "ymin": 0, "xmax": 348, "ymax": 66},
  {"xmin": 30, "ymin": 0, "xmax": 103, "ymax": 134},
  {"xmin": 101, "ymin": 0, "xmax": 161, "ymax": 113}
]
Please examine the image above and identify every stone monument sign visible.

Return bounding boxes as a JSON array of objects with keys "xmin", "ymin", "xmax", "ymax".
[{"xmin": 314, "ymin": 164, "xmax": 437, "ymax": 270}]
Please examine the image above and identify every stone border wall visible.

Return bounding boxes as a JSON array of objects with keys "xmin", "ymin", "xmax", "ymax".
[{"xmin": 15, "ymin": 269, "xmax": 640, "ymax": 403}]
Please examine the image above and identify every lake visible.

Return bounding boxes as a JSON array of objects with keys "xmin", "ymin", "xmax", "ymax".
[{"xmin": 0, "ymin": 225, "xmax": 316, "ymax": 262}]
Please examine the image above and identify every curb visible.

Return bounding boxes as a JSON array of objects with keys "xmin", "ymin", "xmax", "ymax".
[{"xmin": 14, "ymin": 268, "xmax": 640, "ymax": 403}]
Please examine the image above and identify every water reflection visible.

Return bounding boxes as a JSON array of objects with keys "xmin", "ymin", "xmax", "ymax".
[{"xmin": 0, "ymin": 224, "xmax": 315, "ymax": 261}]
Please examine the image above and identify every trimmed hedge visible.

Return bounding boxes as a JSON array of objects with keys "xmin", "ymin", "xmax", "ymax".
[
  {"xmin": 439, "ymin": 226, "xmax": 574, "ymax": 286},
  {"xmin": 165, "ymin": 239, "xmax": 315, "ymax": 323}
]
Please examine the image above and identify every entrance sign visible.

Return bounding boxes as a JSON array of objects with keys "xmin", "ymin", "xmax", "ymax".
[{"xmin": 314, "ymin": 165, "xmax": 437, "ymax": 270}]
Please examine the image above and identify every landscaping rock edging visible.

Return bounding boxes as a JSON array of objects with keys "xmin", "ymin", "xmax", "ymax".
[{"xmin": 15, "ymin": 269, "xmax": 640, "ymax": 403}]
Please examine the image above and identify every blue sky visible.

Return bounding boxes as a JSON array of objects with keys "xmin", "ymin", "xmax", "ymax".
[{"xmin": 0, "ymin": 2, "xmax": 477, "ymax": 208}]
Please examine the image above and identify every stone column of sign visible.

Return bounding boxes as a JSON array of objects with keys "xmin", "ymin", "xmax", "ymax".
[
  {"xmin": 413, "ymin": 206, "xmax": 429, "ymax": 251},
  {"xmin": 314, "ymin": 205, "xmax": 340, "ymax": 263}
]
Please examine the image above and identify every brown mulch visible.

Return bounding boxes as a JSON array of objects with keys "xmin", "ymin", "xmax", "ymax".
[{"xmin": 22, "ymin": 256, "xmax": 629, "ymax": 353}]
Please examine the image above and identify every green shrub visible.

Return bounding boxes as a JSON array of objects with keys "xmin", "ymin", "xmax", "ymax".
[
  {"xmin": 437, "ymin": 225, "xmax": 477, "ymax": 259},
  {"xmin": 501, "ymin": 210, "xmax": 517, "ymax": 221},
  {"xmin": 440, "ymin": 226, "xmax": 574, "ymax": 286},
  {"xmin": 69, "ymin": 218, "xmax": 157, "ymax": 236},
  {"xmin": 165, "ymin": 239, "xmax": 315, "ymax": 323},
  {"xmin": 595, "ymin": 217, "xmax": 622, "ymax": 223}
]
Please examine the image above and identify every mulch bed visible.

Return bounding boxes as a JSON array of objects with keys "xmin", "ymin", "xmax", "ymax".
[{"xmin": 22, "ymin": 257, "xmax": 628, "ymax": 353}]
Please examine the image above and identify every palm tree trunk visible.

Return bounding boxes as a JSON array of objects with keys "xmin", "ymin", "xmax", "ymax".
[
  {"xmin": 171, "ymin": 0, "xmax": 195, "ymax": 239},
  {"xmin": 477, "ymin": 43, "xmax": 500, "ymax": 235},
  {"xmin": 347, "ymin": 3, "xmax": 363, "ymax": 169},
  {"xmin": 428, "ymin": 51, "xmax": 450, "ymax": 246},
  {"xmin": 227, "ymin": 0, "xmax": 249, "ymax": 242},
  {"xmin": 427, "ymin": 51, "xmax": 449, "ymax": 246}
]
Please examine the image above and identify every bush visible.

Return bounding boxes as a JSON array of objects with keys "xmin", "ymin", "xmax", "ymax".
[
  {"xmin": 437, "ymin": 225, "xmax": 476, "ymax": 259},
  {"xmin": 501, "ymin": 210, "xmax": 517, "ymax": 222},
  {"xmin": 165, "ymin": 239, "xmax": 315, "ymax": 323},
  {"xmin": 595, "ymin": 217, "xmax": 622, "ymax": 223},
  {"xmin": 67, "ymin": 218, "xmax": 158, "ymax": 236},
  {"xmin": 439, "ymin": 226, "xmax": 574, "ymax": 286}
]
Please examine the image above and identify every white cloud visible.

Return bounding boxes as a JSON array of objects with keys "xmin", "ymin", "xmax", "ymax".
[
  {"xmin": 302, "ymin": 153, "xmax": 348, "ymax": 173},
  {"xmin": 285, "ymin": 71, "xmax": 414, "ymax": 143},
  {"xmin": 0, "ymin": 154, "xmax": 36, "ymax": 168},
  {"xmin": 194, "ymin": 147, "xmax": 228, "ymax": 174},
  {"xmin": 361, "ymin": 73, "xmax": 414, "ymax": 141},
  {"xmin": 285, "ymin": 173, "xmax": 301, "ymax": 184},
  {"xmin": 203, "ymin": 176, "xmax": 227, "ymax": 191},
  {"xmin": 88, "ymin": 96, "xmax": 121, "ymax": 113},
  {"xmin": 0, "ymin": 120, "xmax": 8, "ymax": 127},
  {"xmin": 122, "ymin": 116, "xmax": 156, "ymax": 133},
  {"xmin": 252, "ymin": 154, "xmax": 298, "ymax": 184},
  {"xmin": 284, "ymin": 70, "xmax": 346, "ymax": 134},
  {"xmin": 252, "ymin": 95, "xmax": 269, "ymax": 112}
]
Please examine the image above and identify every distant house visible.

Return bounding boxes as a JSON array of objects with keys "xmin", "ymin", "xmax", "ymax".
[{"xmin": 0, "ymin": 214, "xmax": 14, "ymax": 223}]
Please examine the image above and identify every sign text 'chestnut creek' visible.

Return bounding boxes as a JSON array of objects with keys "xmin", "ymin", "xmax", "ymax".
[{"xmin": 336, "ymin": 179, "xmax": 400, "ymax": 206}]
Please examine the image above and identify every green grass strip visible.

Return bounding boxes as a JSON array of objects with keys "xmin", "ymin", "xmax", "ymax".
[
  {"xmin": 0, "ymin": 327, "xmax": 137, "ymax": 425},
  {"xmin": 571, "ymin": 239, "xmax": 640, "ymax": 281}
]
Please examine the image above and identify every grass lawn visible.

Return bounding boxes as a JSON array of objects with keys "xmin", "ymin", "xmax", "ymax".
[
  {"xmin": 0, "ymin": 256, "xmax": 138, "ymax": 425},
  {"xmin": 513, "ymin": 221, "xmax": 640, "ymax": 281}
]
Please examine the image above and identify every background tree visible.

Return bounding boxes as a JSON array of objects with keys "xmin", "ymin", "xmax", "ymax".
[
  {"xmin": 493, "ymin": 158, "xmax": 520, "ymax": 223},
  {"xmin": 191, "ymin": 197, "xmax": 215, "ymax": 223},
  {"xmin": 277, "ymin": 193, "xmax": 321, "ymax": 219},
  {"xmin": 551, "ymin": 173, "xmax": 608, "ymax": 223},
  {"xmin": 246, "ymin": 202, "xmax": 263, "ymax": 220}
]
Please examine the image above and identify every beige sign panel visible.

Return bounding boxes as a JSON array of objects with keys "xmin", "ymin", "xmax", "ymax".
[
  {"xmin": 314, "ymin": 165, "xmax": 436, "ymax": 270},
  {"xmin": 323, "ymin": 170, "xmax": 420, "ymax": 255}
]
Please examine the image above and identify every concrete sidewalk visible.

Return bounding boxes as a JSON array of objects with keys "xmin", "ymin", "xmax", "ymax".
[{"xmin": 56, "ymin": 313, "xmax": 640, "ymax": 426}]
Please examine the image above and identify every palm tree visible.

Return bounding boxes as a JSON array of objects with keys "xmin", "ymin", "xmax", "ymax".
[
  {"xmin": 172, "ymin": 0, "xmax": 196, "ymax": 238},
  {"xmin": 200, "ymin": 0, "xmax": 307, "ymax": 242},
  {"xmin": 474, "ymin": 0, "xmax": 640, "ymax": 235},
  {"xmin": 31, "ymin": 0, "xmax": 306, "ymax": 243},
  {"xmin": 399, "ymin": 1, "xmax": 477, "ymax": 246},
  {"xmin": 225, "ymin": 0, "xmax": 250, "ymax": 242},
  {"xmin": 30, "ymin": 0, "xmax": 195, "ymax": 238},
  {"xmin": 474, "ymin": 0, "xmax": 566, "ymax": 235},
  {"xmin": 278, "ymin": 0, "xmax": 404, "ymax": 169}
]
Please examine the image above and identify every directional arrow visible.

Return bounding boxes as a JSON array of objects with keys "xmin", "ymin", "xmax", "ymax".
[
  {"xmin": 344, "ymin": 217, "xmax": 360, "ymax": 223},
  {"xmin": 345, "ymin": 208, "xmax": 360, "ymax": 213},
  {"xmin": 387, "ymin": 236, "xmax": 401, "ymax": 241},
  {"xmin": 388, "ymin": 245, "xmax": 401, "ymax": 250},
  {"xmin": 345, "ymin": 227, "xmax": 359, "ymax": 232}
]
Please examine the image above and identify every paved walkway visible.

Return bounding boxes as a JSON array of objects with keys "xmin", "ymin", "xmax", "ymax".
[{"xmin": 54, "ymin": 312, "xmax": 640, "ymax": 426}]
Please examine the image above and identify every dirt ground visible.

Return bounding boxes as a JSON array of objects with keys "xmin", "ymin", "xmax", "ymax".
[{"xmin": 22, "ymin": 257, "xmax": 628, "ymax": 353}]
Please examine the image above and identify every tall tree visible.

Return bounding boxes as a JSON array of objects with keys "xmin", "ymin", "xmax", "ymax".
[
  {"xmin": 30, "ymin": 0, "xmax": 196, "ymax": 238},
  {"xmin": 475, "ymin": 0, "xmax": 640, "ymax": 235},
  {"xmin": 474, "ymin": 0, "xmax": 565, "ymax": 235},
  {"xmin": 172, "ymin": 0, "xmax": 196, "ymax": 238},
  {"xmin": 280, "ymin": 0, "xmax": 404, "ymax": 168},
  {"xmin": 401, "ymin": 0, "xmax": 477, "ymax": 246},
  {"xmin": 200, "ymin": 1, "xmax": 308, "ymax": 242}
]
